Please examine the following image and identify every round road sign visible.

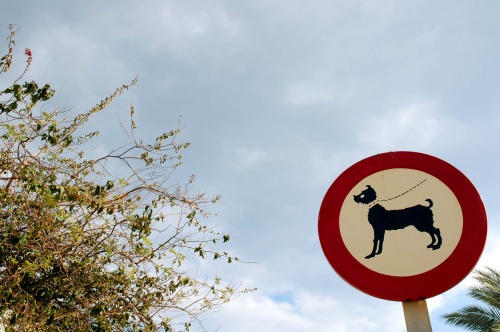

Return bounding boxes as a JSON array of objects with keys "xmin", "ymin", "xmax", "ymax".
[{"xmin": 318, "ymin": 151, "xmax": 487, "ymax": 301}]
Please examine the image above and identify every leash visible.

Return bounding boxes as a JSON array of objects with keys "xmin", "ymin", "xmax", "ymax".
[{"xmin": 378, "ymin": 179, "xmax": 428, "ymax": 202}]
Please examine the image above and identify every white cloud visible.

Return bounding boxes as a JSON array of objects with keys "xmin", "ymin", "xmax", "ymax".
[
  {"xmin": 233, "ymin": 147, "xmax": 270, "ymax": 171},
  {"xmin": 29, "ymin": 26, "xmax": 122, "ymax": 77},
  {"xmin": 358, "ymin": 102, "xmax": 459, "ymax": 151},
  {"xmin": 202, "ymin": 291, "xmax": 406, "ymax": 332},
  {"xmin": 427, "ymin": 294, "xmax": 445, "ymax": 313},
  {"xmin": 283, "ymin": 81, "xmax": 337, "ymax": 105},
  {"xmin": 308, "ymin": 148, "xmax": 365, "ymax": 185},
  {"xmin": 114, "ymin": 2, "xmax": 245, "ymax": 56}
]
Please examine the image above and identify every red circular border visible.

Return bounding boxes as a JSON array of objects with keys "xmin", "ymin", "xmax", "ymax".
[{"xmin": 318, "ymin": 151, "xmax": 487, "ymax": 301}]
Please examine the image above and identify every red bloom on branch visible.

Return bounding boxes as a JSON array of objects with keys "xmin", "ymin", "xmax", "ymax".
[{"xmin": 25, "ymin": 48, "xmax": 33, "ymax": 65}]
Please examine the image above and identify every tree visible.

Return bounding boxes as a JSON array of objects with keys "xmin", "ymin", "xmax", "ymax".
[
  {"xmin": 442, "ymin": 267, "xmax": 500, "ymax": 332},
  {"xmin": 0, "ymin": 25, "xmax": 246, "ymax": 331}
]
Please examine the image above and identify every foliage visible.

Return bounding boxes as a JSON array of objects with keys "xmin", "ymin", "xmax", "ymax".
[
  {"xmin": 442, "ymin": 267, "xmax": 500, "ymax": 332},
  {"xmin": 0, "ymin": 25, "xmax": 245, "ymax": 331}
]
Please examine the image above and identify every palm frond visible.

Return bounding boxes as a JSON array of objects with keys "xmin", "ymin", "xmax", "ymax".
[
  {"xmin": 442, "ymin": 268, "xmax": 500, "ymax": 332},
  {"xmin": 442, "ymin": 305, "xmax": 499, "ymax": 331},
  {"xmin": 468, "ymin": 268, "xmax": 500, "ymax": 309}
]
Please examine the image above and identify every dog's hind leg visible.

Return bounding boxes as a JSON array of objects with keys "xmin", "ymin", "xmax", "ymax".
[
  {"xmin": 426, "ymin": 232, "xmax": 436, "ymax": 249},
  {"xmin": 432, "ymin": 228, "xmax": 442, "ymax": 250},
  {"xmin": 426, "ymin": 228, "xmax": 442, "ymax": 250}
]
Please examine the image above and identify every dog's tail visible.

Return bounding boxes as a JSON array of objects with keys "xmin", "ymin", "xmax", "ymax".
[{"xmin": 425, "ymin": 199, "xmax": 433, "ymax": 208}]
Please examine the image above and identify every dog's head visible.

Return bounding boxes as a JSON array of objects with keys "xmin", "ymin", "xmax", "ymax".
[{"xmin": 353, "ymin": 185, "xmax": 377, "ymax": 204}]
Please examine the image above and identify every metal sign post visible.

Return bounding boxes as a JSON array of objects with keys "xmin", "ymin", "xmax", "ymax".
[{"xmin": 402, "ymin": 300, "xmax": 432, "ymax": 332}]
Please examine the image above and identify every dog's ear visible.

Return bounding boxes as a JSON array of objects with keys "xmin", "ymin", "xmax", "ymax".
[{"xmin": 366, "ymin": 185, "xmax": 372, "ymax": 189}]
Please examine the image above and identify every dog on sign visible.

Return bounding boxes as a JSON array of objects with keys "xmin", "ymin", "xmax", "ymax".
[{"xmin": 353, "ymin": 184, "xmax": 442, "ymax": 259}]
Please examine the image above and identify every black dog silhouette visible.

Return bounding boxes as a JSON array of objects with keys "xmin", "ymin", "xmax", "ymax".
[{"xmin": 353, "ymin": 185, "xmax": 442, "ymax": 259}]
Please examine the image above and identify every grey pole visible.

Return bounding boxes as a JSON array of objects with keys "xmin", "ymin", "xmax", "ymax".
[{"xmin": 402, "ymin": 300, "xmax": 432, "ymax": 332}]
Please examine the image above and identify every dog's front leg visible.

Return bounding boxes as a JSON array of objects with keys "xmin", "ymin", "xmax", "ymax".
[
  {"xmin": 365, "ymin": 244, "xmax": 377, "ymax": 259},
  {"xmin": 375, "ymin": 230, "xmax": 385, "ymax": 255},
  {"xmin": 365, "ymin": 230, "xmax": 379, "ymax": 259}
]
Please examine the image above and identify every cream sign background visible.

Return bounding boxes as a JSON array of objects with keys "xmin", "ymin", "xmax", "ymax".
[{"xmin": 339, "ymin": 168, "xmax": 463, "ymax": 277}]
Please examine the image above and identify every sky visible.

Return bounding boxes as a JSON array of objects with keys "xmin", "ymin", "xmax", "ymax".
[{"xmin": 2, "ymin": 1, "xmax": 500, "ymax": 331}]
